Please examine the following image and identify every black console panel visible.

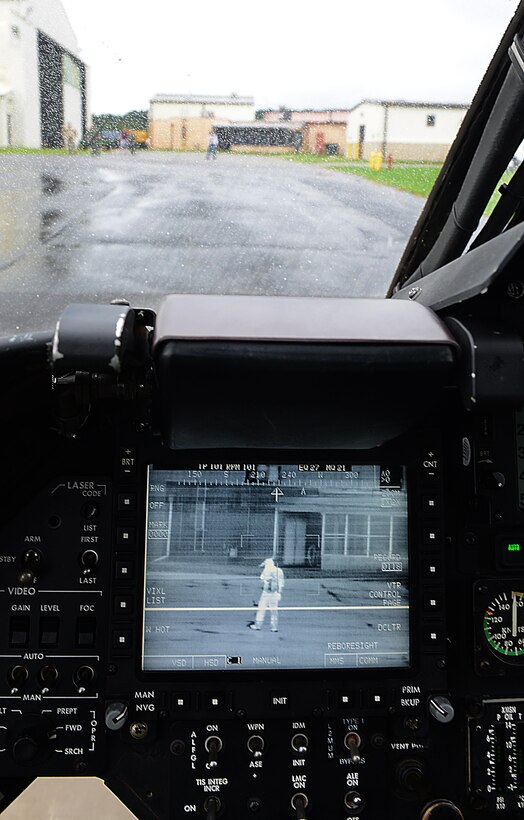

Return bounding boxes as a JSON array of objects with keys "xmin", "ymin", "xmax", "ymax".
[{"xmin": 1, "ymin": 294, "xmax": 524, "ymax": 819}]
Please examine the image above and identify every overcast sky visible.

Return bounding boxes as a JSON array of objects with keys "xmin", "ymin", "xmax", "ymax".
[{"xmin": 61, "ymin": 0, "xmax": 521, "ymax": 114}]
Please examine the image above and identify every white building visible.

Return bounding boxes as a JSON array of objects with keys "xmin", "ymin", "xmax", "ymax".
[
  {"xmin": 149, "ymin": 94, "xmax": 255, "ymax": 151},
  {"xmin": 346, "ymin": 100, "xmax": 468, "ymax": 162},
  {"xmin": 0, "ymin": 0, "xmax": 87, "ymax": 148},
  {"xmin": 150, "ymin": 94, "xmax": 255, "ymax": 124}
]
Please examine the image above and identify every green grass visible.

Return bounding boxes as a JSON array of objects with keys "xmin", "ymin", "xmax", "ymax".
[
  {"xmin": 286, "ymin": 152, "xmax": 351, "ymax": 164},
  {"xmin": 294, "ymin": 154, "xmax": 512, "ymax": 216},
  {"xmin": 333, "ymin": 164, "xmax": 442, "ymax": 197},
  {"xmin": 0, "ymin": 147, "xmax": 71, "ymax": 155}
]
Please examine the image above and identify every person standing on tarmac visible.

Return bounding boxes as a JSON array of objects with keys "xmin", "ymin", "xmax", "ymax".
[
  {"xmin": 249, "ymin": 558, "xmax": 285, "ymax": 632},
  {"xmin": 62, "ymin": 122, "xmax": 77, "ymax": 153},
  {"xmin": 206, "ymin": 129, "xmax": 219, "ymax": 160}
]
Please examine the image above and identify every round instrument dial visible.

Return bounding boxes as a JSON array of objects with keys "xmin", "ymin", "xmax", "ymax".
[{"xmin": 483, "ymin": 590, "xmax": 524, "ymax": 661}]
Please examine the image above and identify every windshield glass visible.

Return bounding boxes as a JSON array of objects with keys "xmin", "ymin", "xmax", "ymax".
[{"xmin": 0, "ymin": 0, "xmax": 520, "ymax": 336}]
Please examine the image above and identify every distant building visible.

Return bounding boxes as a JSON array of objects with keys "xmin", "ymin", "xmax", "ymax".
[
  {"xmin": 261, "ymin": 109, "xmax": 350, "ymax": 154},
  {"xmin": 261, "ymin": 108, "xmax": 352, "ymax": 124},
  {"xmin": 0, "ymin": 0, "xmax": 87, "ymax": 148},
  {"xmin": 149, "ymin": 94, "xmax": 256, "ymax": 151},
  {"xmin": 346, "ymin": 100, "xmax": 469, "ymax": 162}
]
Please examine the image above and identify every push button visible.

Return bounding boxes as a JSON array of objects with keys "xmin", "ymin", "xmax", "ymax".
[
  {"xmin": 422, "ymin": 495, "xmax": 441, "ymax": 516},
  {"xmin": 113, "ymin": 595, "xmax": 134, "ymax": 617},
  {"xmin": 118, "ymin": 493, "xmax": 137, "ymax": 512},
  {"xmin": 117, "ymin": 527, "xmax": 135, "ymax": 545},
  {"xmin": 422, "ymin": 623, "xmax": 445, "ymax": 650},
  {"xmin": 496, "ymin": 535, "xmax": 524, "ymax": 568},
  {"xmin": 422, "ymin": 525, "xmax": 441, "ymax": 547},
  {"xmin": 365, "ymin": 689, "xmax": 388, "ymax": 708},
  {"xmin": 173, "ymin": 692, "xmax": 192, "ymax": 711},
  {"xmin": 335, "ymin": 691, "xmax": 354, "ymax": 709},
  {"xmin": 422, "ymin": 558, "xmax": 442, "ymax": 580},
  {"xmin": 423, "ymin": 588, "xmax": 444, "ymax": 613},
  {"xmin": 113, "ymin": 629, "xmax": 133, "ymax": 652},
  {"xmin": 200, "ymin": 692, "xmax": 229, "ymax": 711},
  {"xmin": 115, "ymin": 558, "xmax": 135, "ymax": 581}
]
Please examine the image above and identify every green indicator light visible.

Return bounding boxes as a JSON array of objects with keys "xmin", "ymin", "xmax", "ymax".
[{"xmin": 508, "ymin": 543, "xmax": 521, "ymax": 552}]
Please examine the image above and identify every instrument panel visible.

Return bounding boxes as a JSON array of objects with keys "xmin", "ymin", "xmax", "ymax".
[{"xmin": 1, "ymin": 293, "xmax": 524, "ymax": 818}]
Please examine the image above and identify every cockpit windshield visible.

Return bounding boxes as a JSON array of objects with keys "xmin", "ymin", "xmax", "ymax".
[{"xmin": 0, "ymin": 1, "xmax": 520, "ymax": 334}]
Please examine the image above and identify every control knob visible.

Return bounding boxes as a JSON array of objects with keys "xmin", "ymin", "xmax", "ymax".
[
  {"xmin": 80, "ymin": 549, "xmax": 99, "ymax": 573},
  {"xmin": 11, "ymin": 716, "xmax": 56, "ymax": 764},
  {"xmin": 105, "ymin": 702, "xmax": 128, "ymax": 731},
  {"xmin": 428, "ymin": 696, "xmax": 455, "ymax": 724},
  {"xmin": 420, "ymin": 800, "xmax": 464, "ymax": 819}
]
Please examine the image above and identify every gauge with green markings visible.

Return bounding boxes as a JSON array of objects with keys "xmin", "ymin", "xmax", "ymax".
[{"xmin": 483, "ymin": 590, "xmax": 524, "ymax": 661}]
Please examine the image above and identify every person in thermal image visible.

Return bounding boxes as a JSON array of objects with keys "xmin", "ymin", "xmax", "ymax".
[{"xmin": 249, "ymin": 557, "xmax": 285, "ymax": 632}]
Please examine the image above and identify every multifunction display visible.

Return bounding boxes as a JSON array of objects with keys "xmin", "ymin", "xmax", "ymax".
[{"xmin": 142, "ymin": 464, "xmax": 410, "ymax": 672}]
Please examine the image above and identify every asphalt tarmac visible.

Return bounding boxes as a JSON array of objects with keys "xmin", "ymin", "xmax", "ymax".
[{"xmin": 0, "ymin": 150, "xmax": 425, "ymax": 335}]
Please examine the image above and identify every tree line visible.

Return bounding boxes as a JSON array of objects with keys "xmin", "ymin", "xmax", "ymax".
[{"xmin": 92, "ymin": 110, "xmax": 148, "ymax": 131}]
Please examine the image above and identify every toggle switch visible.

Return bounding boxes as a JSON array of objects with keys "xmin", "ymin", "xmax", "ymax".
[
  {"xmin": 204, "ymin": 796, "xmax": 221, "ymax": 820},
  {"xmin": 291, "ymin": 793, "xmax": 308, "ymax": 819},
  {"xmin": 344, "ymin": 731, "xmax": 362, "ymax": 763},
  {"xmin": 38, "ymin": 665, "xmax": 58, "ymax": 690},
  {"xmin": 80, "ymin": 549, "xmax": 99, "ymax": 574},
  {"xmin": 345, "ymin": 791, "xmax": 364, "ymax": 812},
  {"xmin": 39, "ymin": 616, "xmax": 59, "ymax": 648},
  {"xmin": 20, "ymin": 549, "xmax": 42, "ymax": 584},
  {"xmin": 74, "ymin": 665, "xmax": 95, "ymax": 689},
  {"xmin": 247, "ymin": 734, "xmax": 265, "ymax": 757},
  {"xmin": 7, "ymin": 665, "xmax": 28, "ymax": 693},
  {"xmin": 205, "ymin": 735, "xmax": 223, "ymax": 768},
  {"xmin": 9, "ymin": 616, "xmax": 29, "ymax": 649},
  {"xmin": 291, "ymin": 733, "xmax": 309, "ymax": 754}
]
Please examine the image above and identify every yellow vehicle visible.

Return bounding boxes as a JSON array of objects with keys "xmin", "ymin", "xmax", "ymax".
[{"xmin": 128, "ymin": 129, "xmax": 149, "ymax": 148}]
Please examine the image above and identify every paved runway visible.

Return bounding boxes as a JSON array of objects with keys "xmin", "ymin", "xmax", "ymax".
[{"xmin": 0, "ymin": 151, "xmax": 425, "ymax": 334}]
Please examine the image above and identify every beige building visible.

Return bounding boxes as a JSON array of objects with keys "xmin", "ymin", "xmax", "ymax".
[
  {"xmin": 301, "ymin": 122, "xmax": 346, "ymax": 154},
  {"xmin": 149, "ymin": 93, "xmax": 255, "ymax": 150},
  {"xmin": 261, "ymin": 109, "xmax": 350, "ymax": 154},
  {"xmin": 346, "ymin": 99, "xmax": 469, "ymax": 162}
]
